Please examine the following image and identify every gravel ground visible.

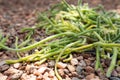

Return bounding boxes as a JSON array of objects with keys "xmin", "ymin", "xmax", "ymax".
[{"xmin": 0, "ymin": 0, "xmax": 120, "ymax": 80}]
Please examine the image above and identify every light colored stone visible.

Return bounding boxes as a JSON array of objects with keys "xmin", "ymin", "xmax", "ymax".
[
  {"xmin": 64, "ymin": 69, "xmax": 69, "ymax": 74},
  {"xmin": 38, "ymin": 66, "xmax": 47, "ymax": 74},
  {"xmin": 25, "ymin": 64, "xmax": 36, "ymax": 71},
  {"xmin": 77, "ymin": 56, "xmax": 83, "ymax": 60},
  {"xmin": 91, "ymin": 76, "xmax": 100, "ymax": 80},
  {"xmin": 70, "ymin": 58, "xmax": 78, "ymax": 66},
  {"xmin": 67, "ymin": 65, "xmax": 75, "ymax": 72},
  {"xmin": 58, "ymin": 69, "xmax": 64, "ymax": 76},
  {"xmin": 4, "ymin": 67, "xmax": 19, "ymax": 75},
  {"xmin": 86, "ymin": 73, "xmax": 95, "ymax": 80},
  {"xmin": 52, "ymin": 76, "xmax": 58, "ymax": 80},
  {"xmin": 34, "ymin": 69, "xmax": 41, "ymax": 76},
  {"xmin": 44, "ymin": 72, "xmax": 49, "ymax": 77},
  {"xmin": 43, "ymin": 72, "xmax": 50, "ymax": 80},
  {"xmin": 9, "ymin": 71, "xmax": 23, "ymax": 80},
  {"xmin": 43, "ymin": 77, "xmax": 51, "ymax": 80},
  {"xmin": 79, "ymin": 60, "xmax": 86, "ymax": 67},
  {"xmin": 66, "ymin": 77, "xmax": 71, "ymax": 80},
  {"xmin": 34, "ymin": 66, "xmax": 48, "ymax": 76},
  {"xmin": 116, "ymin": 66, "xmax": 120, "ymax": 73},
  {"xmin": 37, "ymin": 75, "xmax": 43, "ymax": 80},
  {"xmin": 81, "ymin": 79, "xmax": 86, "ymax": 80},
  {"xmin": 48, "ymin": 60, "xmax": 55, "ymax": 67},
  {"xmin": 25, "ymin": 65, "xmax": 31, "ymax": 71},
  {"xmin": 13, "ymin": 63, "xmax": 21, "ymax": 69},
  {"xmin": 0, "ymin": 61, "xmax": 6, "ymax": 66},
  {"xmin": 0, "ymin": 64, "xmax": 9, "ymax": 72},
  {"xmin": 21, "ymin": 73, "xmax": 36, "ymax": 80},
  {"xmin": 38, "ymin": 63, "xmax": 48, "ymax": 68},
  {"xmin": 26, "ymin": 64, "xmax": 36, "ymax": 74},
  {"xmin": 57, "ymin": 62, "xmax": 67, "ymax": 69},
  {"xmin": 72, "ymin": 72, "xmax": 78, "ymax": 76},
  {"xmin": 29, "ymin": 74, "xmax": 36, "ymax": 80},
  {"xmin": 0, "ymin": 73, "xmax": 7, "ymax": 80},
  {"xmin": 72, "ymin": 77, "xmax": 79, "ymax": 80},
  {"xmin": 21, "ymin": 73, "xmax": 28, "ymax": 80},
  {"xmin": 0, "ymin": 52, "xmax": 3, "ymax": 56},
  {"xmin": 48, "ymin": 70, "xmax": 55, "ymax": 78}
]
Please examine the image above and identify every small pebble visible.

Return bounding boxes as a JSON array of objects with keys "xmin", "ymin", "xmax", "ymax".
[
  {"xmin": 38, "ymin": 63, "xmax": 48, "ymax": 68},
  {"xmin": 70, "ymin": 58, "xmax": 78, "ymax": 66},
  {"xmin": 85, "ymin": 59, "xmax": 91, "ymax": 66},
  {"xmin": 0, "ymin": 52, "xmax": 3, "ymax": 56},
  {"xmin": 88, "ymin": 57, "xmax": 95, "ymax": 61},
  {"xmin": 48, "ymin": 60, "xmax": 55, "ymax": 67},
  {"xmin": 67, "ymin": 65, "xmax": 75, "ymax": 72},
  {"xmin": 79, "ymin": 60, "xmax": 86, "ymax": 67},
  {"xmin": 43, "ymin": 77, "xmax": 51, "ymax": 80},
  {"xmin": 8, "ymin": 71, "xmax": 23, "ymax": 80},
  {"xmin": 21, "ymin": 73, "xmax": 36, "ymax": 80},
  {"xmin": 26, "ymin": 64, "xmax": 36, "ymax": 74},
  {"xmin": 72, "ymin": 77, "xmax": 79, "ymax": 80},
  {"xmin": 43, "ymin": 72, "xmax": 49, "ymax": 77},
  {"xmin": 77, "ymin": 56, "xmax": 83, "ymax": 60},
  {"xmin": 76, "ymin": 65, "xmax": 83, "ymax": 74},
  {"xmin": 1, "ymin": 54, "xmax": 8, "ymax": 59},
  {"xmin": 81, "ymin": 79, "xmax": 86, "ymax": 80},
  {"xmin": 4, "ymin": 67, "xmax": 19, "ymax": 75},
  {"xmin": 85, "ymin": 66, "xmax": 94, "ymax": 74},
  {"xmin": 37, "ymin": 75, "xmax": 43, "ymax": 80},
  {"xmin": 118, "ymin": 74, "xmax": 120, "ymax": 77},
  {"xmin": 29, "ymin": 74, "xmax": 37, "ymax": 80},
  {"xmin": 43, "ymin": 72, "xmax": 50, "ymax": 80},
  {"xmin": 0, "ymin": 64, "xmax": 9, "ymax": 72},
  {"xmin": 111, "ymin": 70, "xmax": 118, "ymax": 77},
  {"xmin": 78, "ymin": 75, "xmax": 85, "ymax": 79},
  {"xmin": 96, "ymin": 69, "xmax": 105, "ymax": 79},
  {"xmin": 86, "ymin": 73, "xmax": 95, "ymax": 80},
  {"xmin": 37, "ymin": 66, "xmax": 47, "ymax": 74},
  {"xmin": 19, "ymin": 65, "xmax": 26, "ymax": 70},
  {"xmin": 34, "ymin": 69, "xmax": 41, "ymax": 76},
  {"xmin": 64, "ymin": 69, "xmax": 69, "ymax": 74},
  {"xmin": 116, "ymin": 66, "xmax": 120, "ymax": 73},
  {"xmin": 25, "ymin": 64, "xmax": 31, "ymax": 71},
  {"xmin": 0, "ymin": 61, "xmax": 5, "ymax": 66},
  {"xmin": 66, "ymin": 76, "xmax": 71, "ymax": 80},
  {"xmin": 109, "ymin": 77, "xmax": 120, "ymax": 80},
  {"xmin": 104, "ymin": 59, "xmax": 111, "ymax": 66},
  {"xmin": 57, "ymin": 62, "xmax": 67, "ymax": 69},
  {"xmin": 13, "ymin": 63, "xmax": 21, "ymax": 69},
  {"xmin": 58, "ymin": 69, "xmax": 64, "ymax": 76},
  {"xmin": 48, "ymin": 69, "xmax": 55, "ymax": 78},
  {"xmin": 68, "ymin": 73, "xmax": 72, "ymax": 77},
  {"xmin": 52, "ymin": 76, "xmax": 58, "ymax": 80},
  {"xmin": 0, "ymin": 73, "xmax": 7, "ymax": 80},
  {"xmin": 72, "ymin": 72, "xmax": 78, "ymax": 77},
  {"xmin": 91, "ymin": 76, "xmax": 100, "ymax": 80},
  {"xmin": 82, "ymin": 54, "xmax": 90, "ymax": 59}
]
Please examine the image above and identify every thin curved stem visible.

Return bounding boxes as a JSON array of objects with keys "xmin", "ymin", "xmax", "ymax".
[
  {"xmin": 106, "ymin": 47, "xmax": 118, "ymax": 77},
  {"xmin": 0, "ymin": 32, "xmax": 75, "ymax": 52},
  {"xmin": 55, "ymin": 40, "xmax": 82, "ymax": 80}
]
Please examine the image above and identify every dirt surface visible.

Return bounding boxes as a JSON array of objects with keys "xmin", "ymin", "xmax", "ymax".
[
  {"xmin": 0, "ymin": 0, "xmax": 120, "ymax": 80},
  {"xmin": 0, "ymin": 0, "xmax": 120, "ymax": 36}
]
